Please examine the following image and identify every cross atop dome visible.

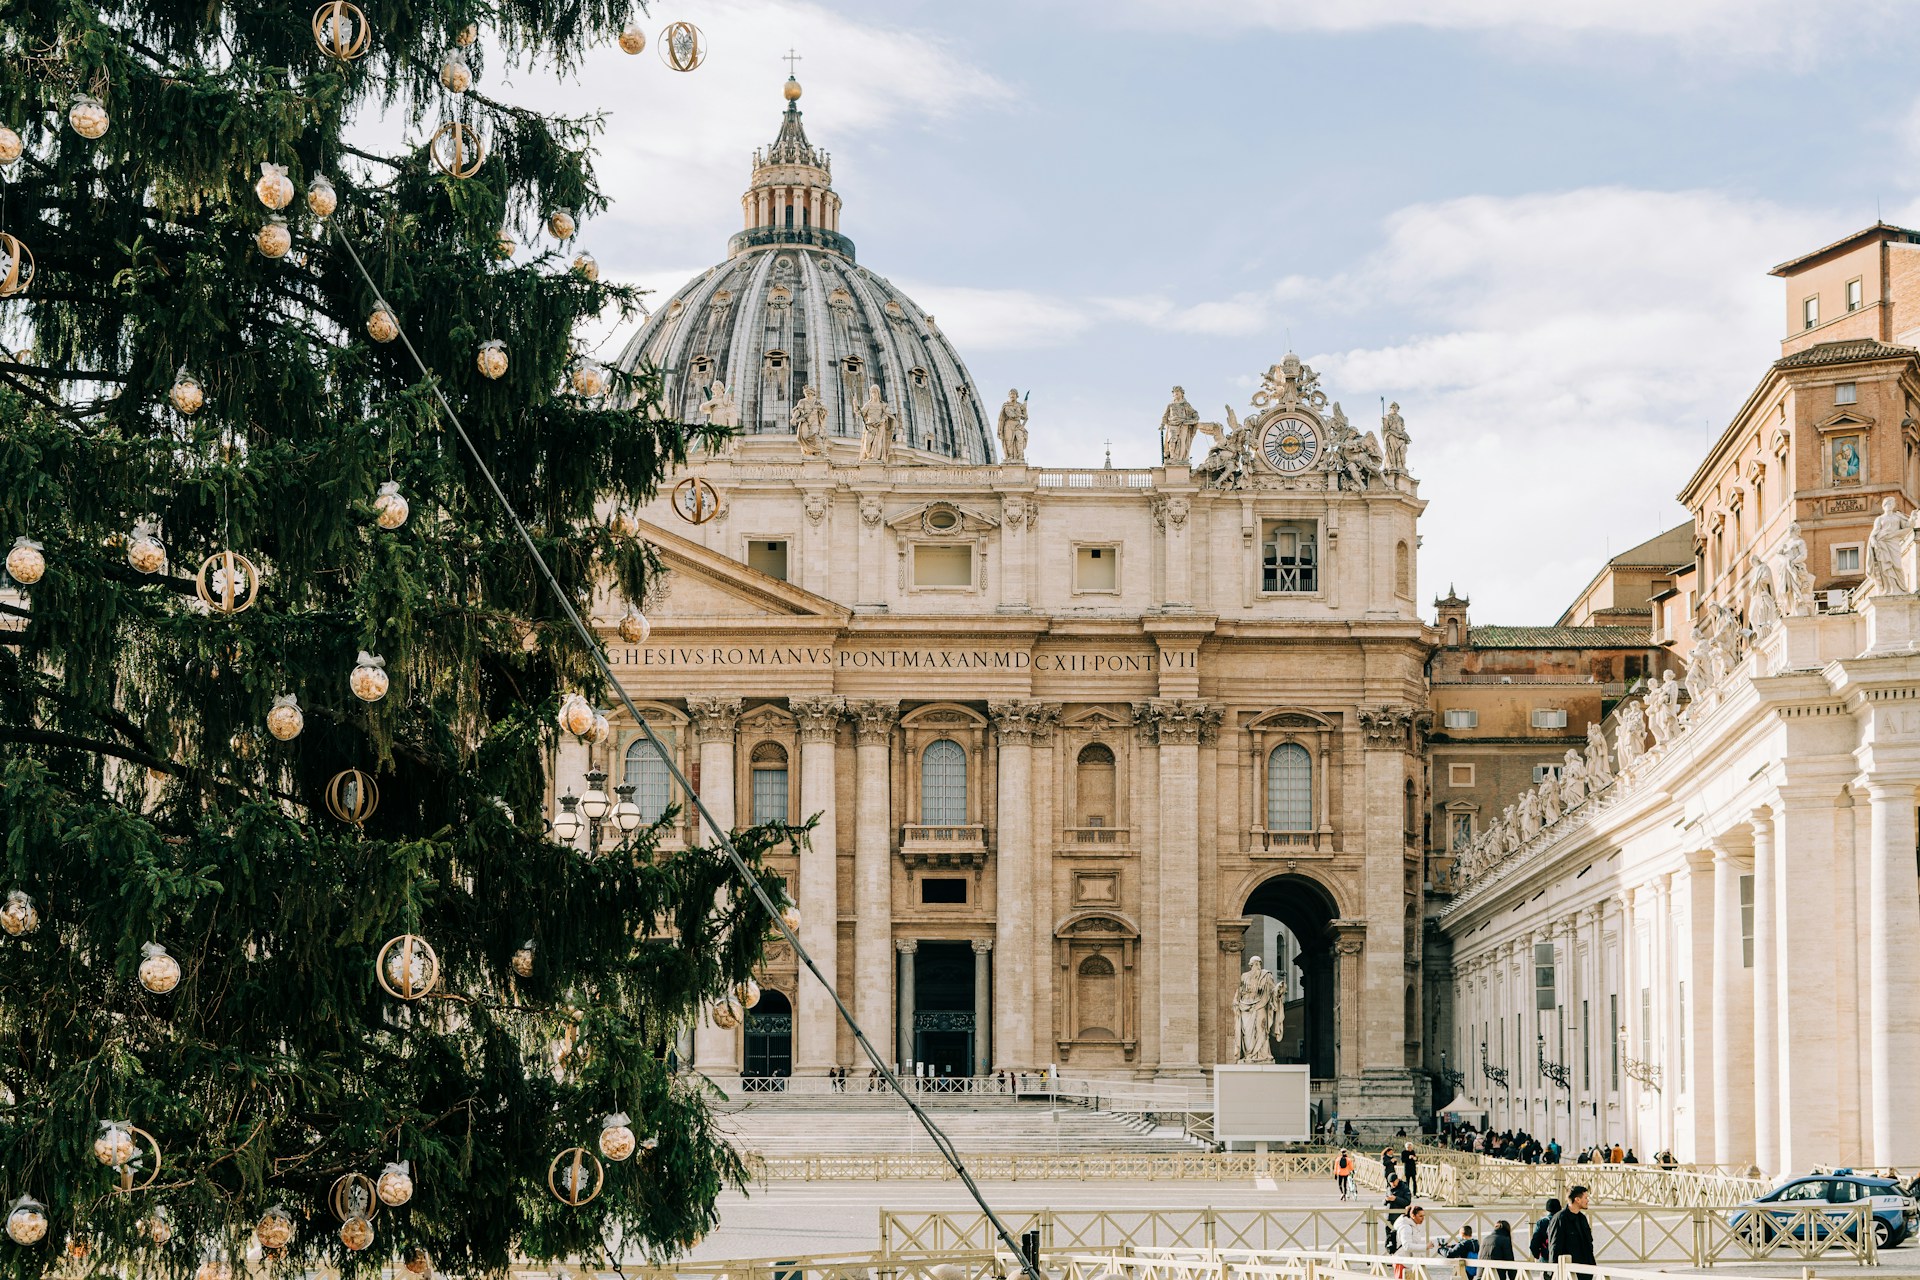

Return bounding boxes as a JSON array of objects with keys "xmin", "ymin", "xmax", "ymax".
[{"xmin": 735, "ymin": 75, "xmax": 850, "ymax": 258}]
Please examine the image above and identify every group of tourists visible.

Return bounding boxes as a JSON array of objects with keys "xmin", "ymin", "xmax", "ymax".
[{"xmin": 1376, "ymin": 1189, "xmax": 1597, "ymax": 1278}]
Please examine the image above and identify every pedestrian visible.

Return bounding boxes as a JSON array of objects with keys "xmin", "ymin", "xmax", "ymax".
[
  {"xmin": 1335, "ymin": 1148, "xmax": 1355, "ymax": 1201},
  {"xmin": 1392, "ymin": 1205, "xmax": 1432, "ymax": 1278},
  {"xmin": 1485, "ymin": 1220, "xmax": 1517, "ymax": 1280},
  {"xmin": 1528, "ymin": 1197, "xmax": 1561, "ymax": 1262},
  {"xmin": 1383, "ymin": 1146, "xmax": 1398, "ymax": 1182},
  {"xmin": 1623, "ymin": 1148, "xmax": 1639, "ymax": 1165},
  {"xmin": 1548, "ymin": 1185, "xmax": 1596, "ymax": 1279},
  {"xmin": 1610, "ymin": 1143, "xmax": 1623, "ymax": 1164},
  {"xmin": 1403, "ymin": 1142, "xmax": 1419, "ymax": 1196},
  {"xmin": 1444, "ymin": 1223, "xmax": 1480, "ymax": 1278}
]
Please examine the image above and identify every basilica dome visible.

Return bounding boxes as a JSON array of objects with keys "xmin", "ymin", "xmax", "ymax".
[{"xmin": 615, "ymin": 79, "xmax": 996, "ymax": 464}]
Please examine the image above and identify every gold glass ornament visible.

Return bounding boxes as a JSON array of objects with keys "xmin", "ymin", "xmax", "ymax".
[
  {"xmin": 618, "ymin": 25, "xmax": 646, "ymax": 54},
  {"xmin": 255, "ymin": 1206, "xmax": 295, "ymax": 1251},
  {"xmin": 138, "ymin": 942, "xmax": 181, "ymax": 994},
  {"xmin": 324, "ymin": 768, "xmax": 379, "ymax": 825},
  {"xmin": 127, "ymin": 521, "xmax": 166, "ymax": 574},
  {"xmin": 710, "ymin": 997, "xmax": 742, "ymax": 1030},
  {"xmin": 6, "ymin": 535, "xmax": 45, "ymax": 585},
  {"xmin": 68, "ymin": 95, "xmax": 109, "ymax": 139},
  {"xmin": 256, "ymin": 217, "xmax": 292, "ymax": 259},
  {"xmin": 403, "ymin": 1247, "xmax": 432, "ymax": 1276},
  {"xmin": 546, "ymin": 207, "xmax": 576, "ymax": 241},
  {"xmin": 608, "ymin": 508, "xmax": 641, "ymax": 538},
  {"xmin": 659, "ymin": 21, "xmax": 706, "ymax": 72},
  {"xmin": 0, "ymin": 126, "xmax": 21, "ymax": 164},
  {"xmin": 570, "ymin": 359, "xmax": 609, "ymax": 399},
  {"xmin": 229, "ymin": 728, "xmax": 259, "ymax": 761},
  {"xmin": 736, "ymin": 977, "xmax": 761, "ymax": 1009},
  {"xmin": 597, "ymin": 1113, "xmax": 637, "ymax": 1162},
  {"xmin": 306, "ymin": 173, "xmax": 337, "ymax": 217},
  {"xmin": 377, "ymin": 937, "xmax": 439, "ymax": 1001},
  {"xmin": 338, "ymin": 1217, "xmax": 374, "ymax": 1252},
  {"xmin": 0, "ymin": 232, "xmax": 34, "ymax": 298},
  {"xmin": 373, "ymin": 480, "xmax": 409, "ymax": 530},
  {"xmin": 429, "ymin": 120, "xmax": 485, "ymax": 178},
  {"xmin": 266, "ymin": 693, "xmax": 304, "ymax": 741},
  {"xmin": 169, "ymin": 367, "xmax": 205, "ymax": 415},
  {"xmin": 557, "ymin": 692, "xmax": 596, "ymax": 738},
  {"xmin": 571, "ymin": 251, "xmax": 599, "ymax": 281},
  {"xmin": 455, "ymin": 22, "xmax": 478, "ymax": 44},
  {"xmin": 438, "ymin": 47, "xmax": 473, "ymax": 93},
  {"xmin": 585, "ymin": 711, "xmax": 611, "ymax": 745},
  {"xmin": 375, "ymin": 1160, "xmax": 415, "ymax": 1206},
  {"xmin": 778, "ymin": 900, "xmax": 801, "ymax": 933},
  {"xmin": 475, "ymin": 338, "xmax": 508, "ymax": 380},
  {"xmin": 547, "ymin": 1148, "xmax": 604, "ymax": 1206},
  {"xmin": 366, "ymin": 303, "xmax": 400, "ymax": 343},
  {"xmin": 510, "ymin": 941, "xmax": 535, "ymax": 977},
  {"xmin": 6, "ymin": 1199, "xmax": 47, "ymax": 1246},
  {"xmin": 617, "ymin": 609, "xmax": 650, "ymax": 644},
  {"xmin": 194, "ymin": 550, "xmax": 260, "ymax": 614},
  {"xmin": 1, "ymin": 890, "xmax": 38, "ymax": 936},
  {"xmin": 494, "ymin": 229, "xmax": 515, "ymax": 259},
  {"xmin": 313, "ymin": 1, "xmax": 370, "ymax": 59},
  {"xmin": 349, "ymin": 650, "xmax": 389, "ymax": 702},
  {"xmin": 142, "ymin": 1207, "xmax": 173, "ymax": 1246},
  {"xmin": 94, "ymin": 1120, "xmax": 137, "ymax": 1167},
  {"xmin": 254, "ymin": 162, "xmax": 294, "ymax": 210}
]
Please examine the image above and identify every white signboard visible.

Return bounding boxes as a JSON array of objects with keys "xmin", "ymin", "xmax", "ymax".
[{"xmin": 1213, "ymin": 1064, "xmax": 1313, "ymax": 1145}]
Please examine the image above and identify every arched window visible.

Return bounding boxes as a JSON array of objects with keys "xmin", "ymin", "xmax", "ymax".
[
  {"xmin": 1396, "ymin": 541, "xmax": 1411, "ymax": 597},
  {"xmin": 1076, "ymin": 954, "xmax": 1119, "ymax": 1040},
  {"xmin": 921, "ymin": 739, "xmax": 967, "ymax": 825},
  {"xmin": 1266, "ymin": 743, "xmax": 1312, "ymax": 832},
  {"xmin": 625, "ymin": 733, "xmax": 672, "ymax": 823},
  {"xmin": 750, "ymin": 742, "xmax": 789, "ymax": 825},
  {"xmin": 1075, "ymin": 742, "xmax": 1116, "ymax": 829}
]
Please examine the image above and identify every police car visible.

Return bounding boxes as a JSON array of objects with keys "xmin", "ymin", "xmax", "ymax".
[{"xmin": 1733, "ymin": 1172, "xmax": 1917, "ymax": 1250}]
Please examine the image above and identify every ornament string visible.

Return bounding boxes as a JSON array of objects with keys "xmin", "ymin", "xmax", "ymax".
[{"xmin": 326, "ymin": 223, "xmax": 1044, "ymax": 1280}]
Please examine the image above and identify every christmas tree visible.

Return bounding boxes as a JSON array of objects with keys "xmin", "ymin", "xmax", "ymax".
[{"xmin": 0, "ymin": 3, "xmax": 786, "ymax": 1275}]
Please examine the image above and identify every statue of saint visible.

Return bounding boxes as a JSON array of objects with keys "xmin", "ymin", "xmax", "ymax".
[
  {"xmin": 1558, "ymin": 749, "xmax": 1588, "ymax": 811},
  {"xmin": 858, "ymin": 385, "xmax": 896, "ymax": 462},
  {"xmin": 997, "ymin": 389, "xmax": 1029, "ymax": 463},
  {"xmin": 1777, "ymin": 523, "xmax": 1816, "ymax": 616},
  {"xmin": 790, "ymin": 383, "xmax": 828, "ymax": 457},
  {"xmin": 1381, "ymin": 401, "xmax": 1410, "ymax": 473},
  {"xmin": 700, "ymin": 380, "xmax": 739, "ymax": 429},
  {"xmin": 1232, "ymin": 955, "xmax": 1286, "ymax": 1063},
  {"xmin": 1614, "ymin": 702, "xmax": 1647, "ymax": 769},
  {"xmin": 1195, "ymin": 407, "xmax": 1250, "ymax": 490},
  {"xmin": 1747, "ymin": 551, "xmax": 1783, "ymax": 637},
  {"xmin": 1160, "ymin": 387, "xmax": 1200, "ymax": 464},
  {"xmin": 1865, "ymin": 497, "xmax": 1911, "ymax": 597},
  {"xmin": 1584, "ymin": 722, "xmax": 1612, "ymax": 787}
]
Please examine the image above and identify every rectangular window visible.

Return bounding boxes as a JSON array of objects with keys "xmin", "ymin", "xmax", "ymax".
[
  {"xmin": 1534, "ymin": 942, "xmax": 1556, "ymax": 1012},
  {"xmin": 920, "ymin": 877, "xmax": 967, "ymax": 905},
  {"xmin": 1847, "ymin": 278, "xmax": 1863, "ymax": 311},
  {"xmin": 1443, "ymin": 709, "xmax": 1478, "ymax": 730},
  {"xmin": 1610, "ymin": 993, "xmax": 1620, "ymax": 1090},
  {"xmin": 1531, "ymin": 708, "xmax": 1569, "ymax": 729},
  {"xmin": 1074, "ymin": 544, "xmax": 1119, "ymax": 592},
  {"xmin": 747, "ymin": 539, "xmax": 789, "ymax": 581},
  {"xmin": 1261, "ymin": 520, "xmax": 1318, "ymax": 593},
  {"xmin": 1448, "ymin": 763, "xmax": 1476, "ymax": 786},
  {"xmin": 1835, "ymin": 544, "xmax": 1862, "ymax": 575},
  {"xmin": 1533, "ymin": 763, "xmax": 1563, "ymax": 784},
  {"xmin": 1803, "ymin": 295, "xmax": 1819, "ymax": 330},
  {"xmin": 1740, "ymin": 873, "xmax": 1755, "ymax": 968},
  {"xmin": 1836, "ymin": 381, "xmax": 1858, "ymax": 405},
  {"xmin": 750, "ymin": 765, "xmax": 789, "ymax": 825},
  {"xmin": 913, "ymin": 543, "xmax": 974, "ymax": 587}
]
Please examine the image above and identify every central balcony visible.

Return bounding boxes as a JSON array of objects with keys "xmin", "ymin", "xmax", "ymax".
[{"xmin": 898, "ymin": 823, "xmax": 991, "ymax": 869}]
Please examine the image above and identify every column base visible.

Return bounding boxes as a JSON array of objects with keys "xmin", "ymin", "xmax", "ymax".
[{"xmin": 1330, "ymin": 1070, "xmax": 1424, "ymax": 1145}]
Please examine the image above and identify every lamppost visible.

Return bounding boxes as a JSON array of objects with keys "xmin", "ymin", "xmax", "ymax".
[
  {"xmin": 1616, "ymin": 1024, "xmax": 1662, "ymax": 1091},
  {"xmin": 551, "ymin": 767, "xmax": 643, "ymax": 855},
  {"xmin": 1481, "ymin": 1038, "xmax": 1510, "ymax": 1089},
  {"xmin": 1437, "ymin": 1049, "xmax": 1466, "ymax": 1089}
]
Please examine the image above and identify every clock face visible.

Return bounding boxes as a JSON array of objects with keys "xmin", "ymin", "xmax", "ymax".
[{"xmin": 1260, "ymin": 416, "xmax": 1320, "ymax": 473}]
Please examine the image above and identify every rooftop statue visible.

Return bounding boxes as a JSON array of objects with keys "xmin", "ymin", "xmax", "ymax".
[
  {"xmin": 1382, "ymin": 401, "xmax": 1410, "ymax": 474},
  {"xmin": 1161, "ymin": 386, "xmax": 1200, "ymax": 464},
  {"xmin": 997, "ymin": 389, "xmax": 1029, "ymax": 464},
  {"xmin": 791, "ymin": 382, "xmax": 828, "ymax": 457}
]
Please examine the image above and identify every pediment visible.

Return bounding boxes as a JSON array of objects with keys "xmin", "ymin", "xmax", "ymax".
[
  {"xmin": 1063, "ymin": 705, "xmax": 1130, "ymax": 730},
  {"xmin": 1815, "ymin": 409, "xmax": 1874, "ymax": 433},
  {"xmin": 884, "ymin": 499, "xmax": 999, "ymax": 536},
  {"xmin": 623, "ymin": 519, "xmax": 850, "ymax": 622}
]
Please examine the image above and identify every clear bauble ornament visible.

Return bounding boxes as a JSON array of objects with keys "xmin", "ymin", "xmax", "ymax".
[
  {"xmin": 439, "ymin": 47, "xmax": 473, "ymax": 93},
  {"xmin": 511, "ymin": 941, "xmax": 535, "ymax": 977},
  {"xmin": 376, "ymin": 1160, "xmax": 414, "ymax": 1207},
  {"xmin": 711, "ymin": 998, "xmax": 743, "ymax": 1030},
  {"xmin": 350, "ymin": 650, "xmax": 389, "ymax": 702},
  {"xmin": 366, "ymin": 303, "xmax": 399, "ymax": 343},
  {"xmin": 1, "ymin": 890, "xmax": 39, "ymax": 936},
  {"xmin": 169, "ymin": 367, "xmax": 205, "ymax": 415},
  {"xmin": 557, "ymin": 692, "xmax": 596, "ymax": 738},
  {"xmin": 779, "ymin": 901, "xmax": 802, "ymax": 933},
  {"xmin": 127, "ymin": 521, "xmax": 166, "ymax": 574},
  {"xmin": 67, "ymin": 95, "xmax": 108, "ymax": 139},
  {"xmin": 598, "ymin": 1113, "xmax": 637, "ymax": 1161},
  {"xmin": 306, "ymin": 173, "xmax": 338, "ymax": 217},
  {"xmin": 476, "ymin": 338, "xmax": 508, "ymax": 379},
  {"xmin": 94, "ymin": 1119, "xmax": 136, "ymax": 1167},
  {"xmin": 571, "ymin": 251, "xmax": 599, "ymax": 281},
  {"xmin": 255, "ymin": 1205, "xmax": 295, "ymax": 1251},
  {"xmin": 494, "ymin": 230, "xmax": 515, "ymax": 259},
  {"xmin": 618, "ymin": 25, "xmax": 646, "ymax": 54},
  {"xmin": 404, "ymin": 1246, "xmax": 432, "ymax": 1276},
  {"xmin": 143, "ymin": 1207, "xmax": 173, "ymax": 1246},
  {"xmin": 138, "ymin": 942, "xmax": 182, "ymax": 994},
  {"xmin": 339, "ymin": 1217, "xmax": 374, "ymax": 1252},
  {"xmin": 266, "ymin": 692, "xmax": 304, "ymax": 741},
  {"xmin": 736, "ymin": 977, "xmax": 761, "ymax": 1009},
  {"xmin": 373, "ymin": 480, "xmax": 409, "ymax": 530},
  {"xmin": 609, "ymin": 508, "xmax": 641, "ymax": 538},
  {"xmin": 5, "ymin": 1198, "xmax": 47, "ymax": 1246},
  {"xmin": 582, "ymin": 711, "xmax": 610, "ymax": 746},
  {"xmin": 455, "ymin": 22, "xmax": 478, "ymax": 44},
  {"xmin": 6, "ymin": 535, "xmax": 45, "ymax": 585},
  {"xmin": 0, "ymin": 126, "xmax": 21, "ymax": 164},
  {"xmin": 571, "ymin": 359, "xmax": 609, "ymax": 399},
  {"xmin": 256, "ymin": 217, "xmax": 292, "ymax": 258},
  {"xmin": 254, "ymin": 162, "xmax": 294, "ymax": 210},
  {"xmin": 617, "ymin": 609, "xmax": 651, "ymax": 643},
  {"xmin": 195, "ymin": 1259, "xmax": 232, "ymax": 1280},
  {"xmin": 547, "ymin": 207, "xmax": 576, "ymax": 240}
]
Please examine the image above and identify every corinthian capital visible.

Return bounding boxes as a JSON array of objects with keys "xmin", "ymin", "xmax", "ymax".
[
  {"xmin": 685, "ymin": 695, "xmax": 743, "ymax": 742},
  {"xmin": 989, "ymin": 699, "xmax": 1062, "ymax": 743},
  {"xmin": 846, "ymin": 699, "xmax": 900, "ymax": 742},
  {"xmin": 1358, "ymin": 703, "xmax": 1420, "ymax": 748},
  {"xmin": 1132, "ymin": 698, "xmax": 1219, "ymax": 745},
  {"xmin": 790, "ymin": 695, "xmax": 845, "ymax": 743}
]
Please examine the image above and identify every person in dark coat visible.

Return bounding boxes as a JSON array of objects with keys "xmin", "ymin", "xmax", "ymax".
[
  {"xmin": 1383, "ymin": 1147, "xmax": 1398, "ymax": 1181},
  {"xmin": 1484, "ymin": 1220, "xmax": 1517, "ymax": 1280},
  {"xmin": 1529, "ymin": 1197, "xmax": 1561, "ymax": 1261},
  {"xmin": 1549, "ymin": 1185, "xmax": 1596, "ymax": 1277},
  {"xmin": 1403, "ymin": 1143, "xmax": 1419, "ymax": 1195}
]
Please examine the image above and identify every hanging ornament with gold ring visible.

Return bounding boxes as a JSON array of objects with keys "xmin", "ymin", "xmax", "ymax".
[
  {"xmin": 328, "ymin": 1172, "xmax": 380, "ymax": 1224},
  {"xmin": 376, "ymin": 934, "xmax": 440, "ymax": 1000},
  {"xmin": 429, "ymin": 120, "xmax": 485, "ymax": 178},
  {"xmin": 106, "ymin": 1125, "xmax": 163, "ymax": 1194},
  {"xmin": 325, "ymin": 767, "xmax": 379, "ymax": 825},
  {"xmin": 659, "ymin": 21, "xmax": 706, "ymax": 72},
  {"xmin": 547, "ymin": 1147, "xmax": 605, "ymax": 1207},
  {"xmin": 0, "ymin": 231, "xmax": 34, "ymax": 298},
  {"xmin": 671, "ymin": 476, "xmax": 720, "ymax": 525},
  {"xmin": 195, "ymin": 549, "xmax": 260, "ymax": 614},
  {"xmin": 313, "ymin": 1, "xmax": 370, "ymax": 59}
]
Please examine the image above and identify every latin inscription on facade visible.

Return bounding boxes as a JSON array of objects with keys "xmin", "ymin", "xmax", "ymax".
[{"xmin": 604, "ymin": 644, "xmax": 1188, "ymax": 673}]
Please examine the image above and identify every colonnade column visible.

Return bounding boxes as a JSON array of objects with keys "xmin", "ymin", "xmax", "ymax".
[
  {"xmin": 790, "ymin": 696, "xmax": 843, "ymax": 1076},
  {"xmin": 1749, "ymin": 809, "xmax": 1778, "ymax": 1175},
  {"xmin": 1136, "ymin": 699, "xmax": 1214, "ymax": 1076},
  {"xmin": 848, "ymin": 700, "xmax": 899, "ymax": 1062},
  {"xmin": 896, "ymin": 940, "xmax": 917, "ymax": 1071},
  {"xmin": 1710, "ymin": 844, "xmax": 1754, "ymax": 1166},
  {"xmin": 1868, "ymin": 779, "xmax": 1920, "ymax": 1165},
  {"xmin": 1617, "ymin": 890, "xmax": 1640, "ymax": 1149},
  {"xmin": 1333, "ymin": 921, "xmax": 1367, "ymax": 1083},
  {"xmin": 687, "ymin": 696, "xmax": 742, "ymax": 1077},
  {"xmin": 972, "ymin": 939, "xmax": 993, "ymax": 1076},
  {"xmin": 989, "ymin": 700, "xmax": 1058, "ymax": 1070}
]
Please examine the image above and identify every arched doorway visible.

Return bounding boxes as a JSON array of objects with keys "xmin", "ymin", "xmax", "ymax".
[
  {"xmin": 1241, "ymin": 874, "xmax": 1340, "ymax": 1080},
  {"xmin": 744, "ymin": 989, "xmax": 793, "ymax": 1081}
]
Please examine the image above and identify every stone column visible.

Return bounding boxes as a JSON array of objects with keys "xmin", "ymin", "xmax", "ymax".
[
  {"xmin": 1333, "ymin": 920, "xmax": 1367, "ymax": 1082},
  {"xmin": 848, "ymin": 701, "xmax": 899, "ymax": 1060},
  {"xmin": 790, "ymin": 695, "xmax": 844, "ymax": 1076},
  {"xmin": 1868, "ymin": 779, "xmax": 1920, "ymax": 1166},
  {"xmin": 1618, "ymin": 890, "xmax": 1640, "ymax": 1149},
  {"xmin": 1651, "ymin": 874, "xmax": 1674, "ymax": 1156},
  {"xmin": 1710, "ymin": 844, "xmax": 1754, "ymax": 1166},
  {"xmin": 1136, "ymin": 699, "xmax": 1217, "ymax": 1076},
  {"xmin": 896, "ymin": 939, "xmax": 917, "ymax": 1072},
  {"xmin": 1750, "ymin": 809, "xmax": 1778, "ymax": 1175},
  {"xmin": 1358, "ymin": 707, "xmax": 1415, "ymax": 1075},
  {"xmin": 687, "ymin": 695, "xmax": 742, "ymax": 1077},
  {"xmin": 989, "ymin": 700, "xmax": 1059, "ymax": 1070},
  {"xmin": 1774, "ymin": 789, "xmax": 1840, "ymax": 1171},
  {"xmin": 972, "ymin": 938, "xmax": 993, "ymax": 1076}
]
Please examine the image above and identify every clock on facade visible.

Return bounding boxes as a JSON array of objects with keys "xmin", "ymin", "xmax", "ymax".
[{"xmin": 1260, "ymin": 416, "xmax": 1319, "ymax": 473}]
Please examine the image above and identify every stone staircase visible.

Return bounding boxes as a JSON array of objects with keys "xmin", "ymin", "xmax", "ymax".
[{"xmin": 717, "ymin": 1092, "xmax": 1204, "ymax": 1155}]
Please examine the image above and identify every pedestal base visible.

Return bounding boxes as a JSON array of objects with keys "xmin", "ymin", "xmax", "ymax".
[{"xmin": 1329, "ymin": 1069, "xmax": 1423, "ymax": 1146}]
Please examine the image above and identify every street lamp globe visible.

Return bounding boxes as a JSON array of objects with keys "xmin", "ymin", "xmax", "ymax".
[
  {"xmin": 552, "ymin": 794, "xmax": 582, "ymax": 843},
  {"xmin": 580, "ymin": 769, "xmax": 611, "ymax": 821}
]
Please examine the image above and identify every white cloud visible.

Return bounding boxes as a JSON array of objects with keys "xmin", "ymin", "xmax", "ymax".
[{"xmin": 896, "ymin": 283, "xmax": 1098, "ymax": 351}]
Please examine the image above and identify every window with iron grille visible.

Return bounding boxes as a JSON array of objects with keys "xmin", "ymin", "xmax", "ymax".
[
  {"xmin": 624, "ymin": 732, "xmax": 673, "ymax": 823},
  {"xmin": 1261, "ymin": 520, "xmax": 1318, "ymax": 593},
  {"xmin": 921, "ymin": 739, "xmax": 967, "ymax": 825},
  {"xmin": 1266, "ymin": 743, "xmax": 1312, "ymax": 831}
]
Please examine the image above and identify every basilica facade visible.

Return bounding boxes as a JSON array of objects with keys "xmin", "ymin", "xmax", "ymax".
[{"xmin": 560, "ymin": 78, "xmax": 1435, "ymax": 1128}]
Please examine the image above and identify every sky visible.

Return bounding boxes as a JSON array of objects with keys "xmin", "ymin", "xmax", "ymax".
[{"xmin": 490, "ymin": 0, "xmax": 1920, "ymax": 621}]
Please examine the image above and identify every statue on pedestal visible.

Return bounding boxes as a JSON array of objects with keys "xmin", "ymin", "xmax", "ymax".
[
  {"xmin": 1232, "ymin": 955, "xmax": 1286, "ymax": 1063},
  {"xmin": 858, "ymin": 385, "xmax": 896, "ymax": 462},
  {"xmin": 1382, "ymin": 401, "xmax": 1411, "ymax": 474},
  {"xmin": 1865, "ymin": 497, "xmax": 1911, "ymax": 597},
  {"xmin": 997, "ymin": 389, "xmax": 1029, "ymax": 463},
  {"xmin": 790, "ymin": 383, "xmax": 828, "ymax": 457},
  {"xmin": 1747, "ymin": 551, "xmax": 1783, "ymax": 638},
  {"xmin": 1584, "ymin": 722, "xmax": 1613, "ymax": 787},
  {"xmin": 1161, "ymin": 387, "xmax": 1200, "ymax": 464},
  {"xmin": 1778, "ymin": 523, "xmax": 1816, "ymax": 617}
]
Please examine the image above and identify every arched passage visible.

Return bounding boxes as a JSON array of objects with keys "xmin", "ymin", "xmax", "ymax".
[
  {"xmin": 744, "ymin": 989, "xmax": 793, "ymax": 1081},
  {"xmin": 1241, "ymin": 873, "xmax": 1340, "ymax": 1079}
]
